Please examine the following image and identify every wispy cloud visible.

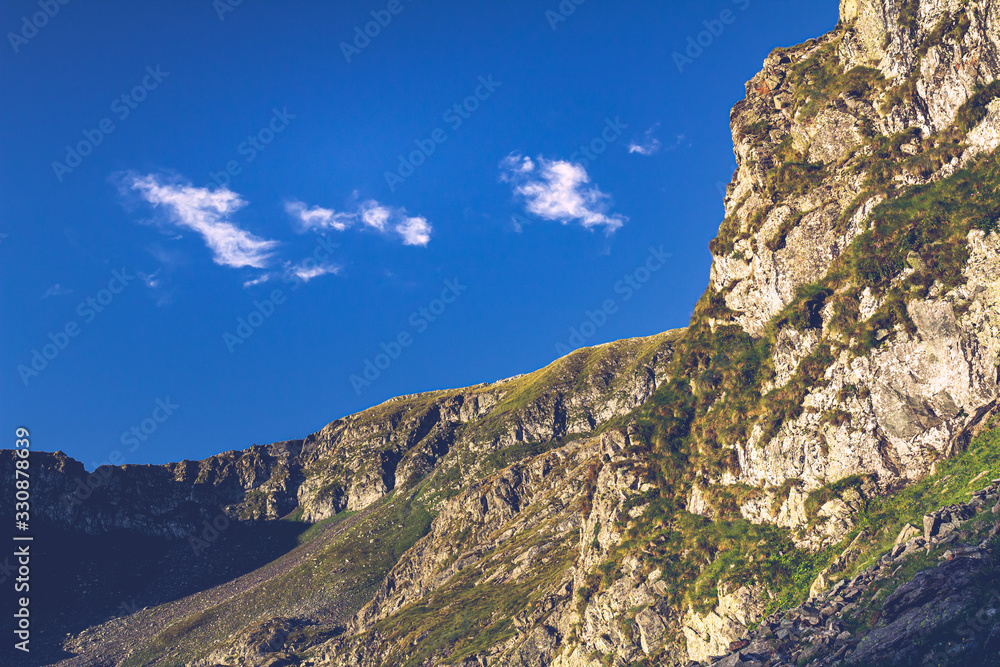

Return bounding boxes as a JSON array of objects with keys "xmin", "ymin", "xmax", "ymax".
[
  {"xmin": 284, "ymin": 200, "xmax": 355, "ymax": 232},
  {"xmin": 285, "ymin": 259, "xmax": 341, "ymax": 282},
  {"xmin": 242, "ymin": 260, "xmax": 341, "ymax": 289},
  {"xmin": 242, "ymin": 274, "xmax": 272, "ymax": 289},
  {"xmin": 135, "ymin": 269, "xmax": 175, "ymax": 306},
  {"xmin": 630, "ymin": 126, "xmax": 687, "ymax": 155},
  {"xmin": 42, "ymin": 284, "xmax": 72, "ymax": 299},
  {"xmin": 137, "ymin": 270, "xmax": 161, "ymax": 289},
  {"xmin": 126, "ymin": 173, "xmax": 279, "ymax": 269},
  {"xmin": 500, "ymin": 154, "xmax": 626, "ymax": 233},
  {"xmin": 288, "ymin": 197, "xmax": 433, "ymax": 247},
  {"xmin": 629, "ymin": 124, "xmax": 662, "ymax": 156}
]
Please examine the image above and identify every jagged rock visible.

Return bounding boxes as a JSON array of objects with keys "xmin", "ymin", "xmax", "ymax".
[
  {"xmin": 848, "ymin": 559, "xmax": 988, "ymax": 664},
  {"xmin": 635, "ymin": 607, "xmax": 668, "ymax": 655},
  {"xmin": 20, "ymin": 2, "xmax": 1000, "ymax": 666},
  {"xmin": 895, "ymin": 523, "xmax": 921, "ymax": 545},
  {"xmin": 924, "ymin": 504, "xmax": 977, "ymax": 542},
  {"xmin": 684, "ymin": 584, "xmax": 768, "ymax": 663},
  {"xmin": 508, "ymin": 625, "xmax": 559, "ymax": 667}
]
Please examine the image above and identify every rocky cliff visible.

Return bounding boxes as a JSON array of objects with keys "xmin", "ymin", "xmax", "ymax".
[
  {"xmin": 10, "ymin": 1, "xmax": 1000, "ymax": 665},
  {"xmin": 15, "ymin": 332, "xmax": 676, "ymax": 540}
]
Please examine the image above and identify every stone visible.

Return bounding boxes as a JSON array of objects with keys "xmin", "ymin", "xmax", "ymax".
[
  {"xmin": 728, "ymin": 639, "xmax": 750, "ymax": 652},
  {"xmin": 508, "ymin": 625, "xmax": 559, "ymax": 667},
  {"xmin": 924, "ymin": 513, "xmax": 942, "ymax": 543},
  {"xmin": 849, "ymin": 559, "xmax": 986, "ymax": 664},
  {"xmin": 895, "ymin": 523, "xmax": 921, "ymax": 546},
  {"xmin": 635, "ymin": 607, "xmax": 668, "ymax": 655}
]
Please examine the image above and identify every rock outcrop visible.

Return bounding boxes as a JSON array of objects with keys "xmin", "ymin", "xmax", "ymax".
[
  {"xmin": 706, "ymin": 479, "xmax": 1000, "ymax": 666},
  {"xmin": 13, "ymin": 1, "xmax": 1000, "ymax": 666}
]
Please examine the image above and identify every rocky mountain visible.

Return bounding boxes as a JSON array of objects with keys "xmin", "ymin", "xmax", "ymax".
[{"xmin": 8, "ymin": 0, "xmax": 1000, "ymax": 665}]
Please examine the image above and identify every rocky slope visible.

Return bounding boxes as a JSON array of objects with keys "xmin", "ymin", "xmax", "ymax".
[
  {"xmin": 289, "ymin": 0, "xmax": 1000, "ymax": 663},
  {"xmin": 15, "ymin": 331, "xmax": 676, "ymax": 541},
  {"xmin": 3, "ymin": 333, "xmax": 682, "ymax": 666},
  {"xmin": 9, "ymin": 1, "xmax": 1000, "ymax": 665}
]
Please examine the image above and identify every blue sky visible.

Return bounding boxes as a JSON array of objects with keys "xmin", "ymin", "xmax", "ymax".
[{"xmin": 1, "ymin": 0, "xmax": 837, "ymax": 469}]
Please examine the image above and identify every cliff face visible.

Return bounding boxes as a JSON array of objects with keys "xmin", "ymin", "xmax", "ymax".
[
  {"xmin": 14, "ymin": 2, "xmax": 1000, "ymax": 666},
  {"xmin": 16, "ymin": 332, "xmax": 676, "ymax": 540},
  {"xmin": 707, "ymin": 0, "xmax": 1000, "ymax": 541},
  {"xmin": 302, "ymin": 0, "xmax": 1000, "ymax": 663}
]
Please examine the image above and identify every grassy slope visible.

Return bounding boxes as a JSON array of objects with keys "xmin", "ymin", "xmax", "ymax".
[
  {"xmin": 120, "ymin": 492, "xmax": 432, "ymax": 666},
  {"xmin": 99, "ymin": 331, "xmax": 679, "ymax": 665}
]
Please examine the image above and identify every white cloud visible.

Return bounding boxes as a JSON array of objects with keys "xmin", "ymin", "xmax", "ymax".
[
  {"xmin": 242, "ymin": 260, "xmax": 342, "ymax": 289},
  {"xmin": 360, "ymin": 201, "xmax": 393, "ymax": 232},
  {"xmin": 284, "ymin": 200, "xmax": 355, "ymax": 232},
  {"xmin": 630, "ymin": 126, "xmax": 687, "ymax": 155},
  {"xmin": 242, "ymin": 274, "xmax": 273, "ymax": 289},
  {"xmin": 395, "ymin": 216, "xmax": 432, "ymax": 247},
  {"xmin": 500, "ymin": 154, "xmax": 626, "ymax": 233},
  {"xmin": 500, "ymin": 155, "xmax": 534, "ymax": 177},
  {"xmin": 291, "ymin": 197, "xmax": 433, "ymax": 246},
  {"xmin": 42, "ymin": 284, "xmax": 72, "ymax": 299},
  {"xmin": 284, "ymin": 259, "xmax": 341, "ymax": 282},
  {"xmin": 127, "ymin": 173, "xmax": 278, "ymax": 269},
  {"xmin": 629, "ymin": 124, "xmax": 662, "ymax": 156}
]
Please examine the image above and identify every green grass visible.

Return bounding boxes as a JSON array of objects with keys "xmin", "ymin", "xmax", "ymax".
[
  {"xmin": 372, "ymin": 522, "xmax": 577, "ymax": 666},
  {"xmin": 763, "ymin": 30, "xmax": 884, "ymax": 124},
  {"xmin": 840, "ymin": 420, "xmax": 1000, "ymax": 577},
  {"xmin": 804, "ymin": 475, "xmax": 866, "ymax": 522},
  {"xmin": 955, "ymin": 80, "xmax": 1000, "ymax": 135},
  {"xmin": 295, "ymin": 509, "xmax": 357, "ymax": 545},
  {"xmin": 120, "ymin": 492, "xmax": 433, "ymax": 667}
]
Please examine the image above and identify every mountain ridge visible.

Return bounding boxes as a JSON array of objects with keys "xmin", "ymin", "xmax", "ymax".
[{"xmin": 10, "ymin": 0, "xmax": 1000, "ymax": 664}]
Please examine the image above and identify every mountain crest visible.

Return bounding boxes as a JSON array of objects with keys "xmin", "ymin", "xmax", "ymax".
[{"xmin": 12, "ymin": 1, "xmax": 1000, "ymax": 665}]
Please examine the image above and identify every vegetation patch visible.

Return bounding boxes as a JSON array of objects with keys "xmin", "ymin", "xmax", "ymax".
[{"xmin": 375, "ymin": 538, "xmax": 575, "ymax": 666}]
